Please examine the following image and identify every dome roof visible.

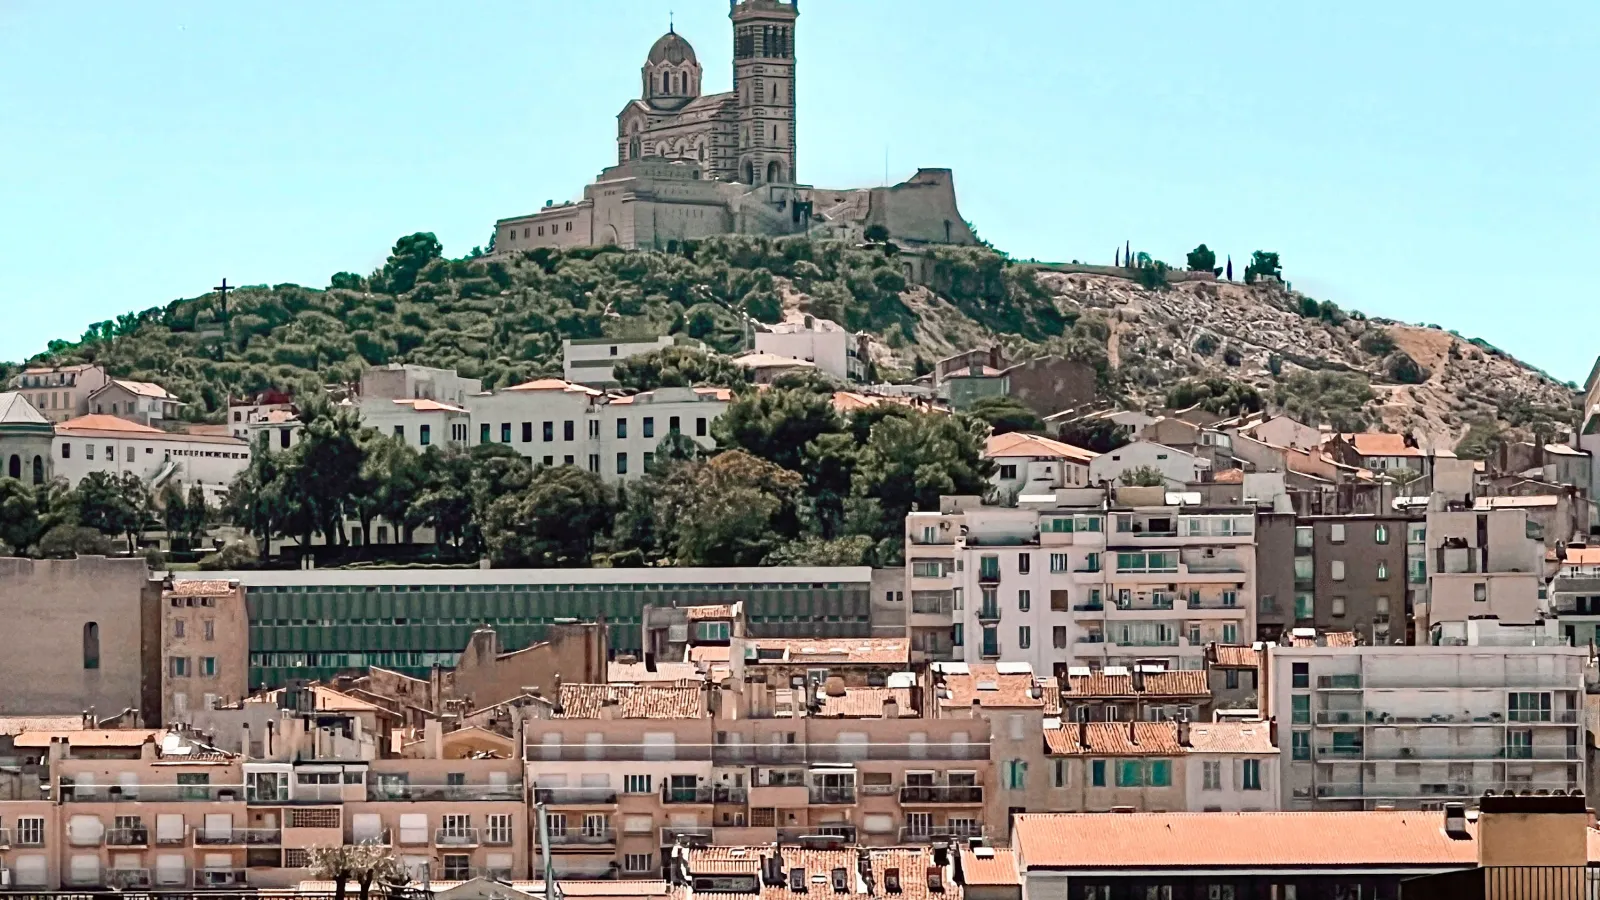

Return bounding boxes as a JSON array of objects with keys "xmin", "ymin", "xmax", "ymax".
[{"xmin": 647, "ymin": 30, "xmax": 697, "ymax": 66}]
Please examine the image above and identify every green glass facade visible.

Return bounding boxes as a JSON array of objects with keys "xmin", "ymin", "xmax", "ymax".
[{"xmin": 245, "ymin": 577, "xmax": 872, "ymax": 688}]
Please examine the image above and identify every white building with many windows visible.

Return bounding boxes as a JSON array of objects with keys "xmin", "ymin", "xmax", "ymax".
[
  {"xmin": 906, "ymin": 486, "xmax": 1257, "ymax": 676},
  {"xmin": 54, "ymin": 415, "xmax": 250, "ymax": 503},
  {"xmin": 1268, "ymin": 620, "xmax": 1586, "ymax": 811}
]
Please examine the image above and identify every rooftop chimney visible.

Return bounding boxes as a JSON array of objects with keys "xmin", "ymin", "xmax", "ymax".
[
  {"xmin": 1443, "ymin": 803, "xmax": 1470, "ymax": 840},
  {"xmin": 882, "ymin": 696, "xmax": 899, "ymax": 719},
  {"xmin": 1176, "ymin": 710, "xmax": 1191, "ymax": 748}
]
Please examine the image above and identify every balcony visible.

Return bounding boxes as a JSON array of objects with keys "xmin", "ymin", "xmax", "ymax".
[
  {"xmin": 659, "ymin": 826, "xmax": 714, "ymax": 846},
  {"xmin": 193, "ymin": 868, "xmax": 248, "ymax": 888},
  {"xmin": 1316, "ymin": 674, "xmax": 1363, "ymax": 690},
  {"xmin": 899, "ymin": 785, "xmax": 984, "ymax": 805},
  {"xmin": 980, "ymin": 643, "xmax": 1001, "ymax": 659},
  {"xmin": 109, "ymin": 869, "xmax": 152, "ymax": 890},
  {"xmin": 661, "ymin": 785, "xmax": 717, "ymax": 805},
  {"xmin": 1313, "ymin": 781, "xmax": 1576, "ymax": 800},
  {"xmin": 976, "ymin": 604, "xmax": 1002, "ymax": 622},
  {"xmin": 248, "ymin": 782, "xmax": 349, "ymax": 804},
  {"xmin": 535, "ymin": 787, "xmax": 618, "ymax": 805},
  {"xmin": 1317, "ymin": 709, "xmax": 1580, "ymax": 726},
  {"xmin": 367, "ymin": 783, "xmax": 523, "ymax": 802},
  {"xmin": 898, "ymin": 824, "xmax": 985, "ymax": 843},
  {"xmin": 350, "ymin": 828, "xmax": 392, "ymax": 846},
  {"xmin": 155, "ymin": 827, "xmax": 188, "ymax": 847},
  {"xmin": 1073, "ymin": 602, "xmax": 1105, "ymax": 612},
  {"xmin": 61, "ymin": 780, "xmax": 244, "ymax": 802},
  {"xmin": 485, "ymin": 829, "xmax": 515, "ymax": 847},
  {"xmin": 196, "ymin": 826, "xmax": 280, "ymax": 846},
  {"xmin": 533, "ymin": 741, "xmax": 989, "ymax": 765},
  {"xmin": 1317, "ymin": 745, "xmax": 1583, "ymax": 762},
  {"xmin": 777, "ymin": 826, "xmax": 857, "ymax": 844},
  {"xmin": 860, "ymin": 783, "xmax": 898, "ymax": 796},
  {"xmin": 435, "ymin": 828, "xmax": 481, "ymax": 848},
  {"xmin": 107, "ymin": 827, "xmax": 150, "ymax": 848},
  {"xmin": 545, "ymin": 828, "xmax": 616, "ymax": 847},
  {"xmin": 977, "ymin": 569, "xmax": 1001, "ymax": 585},
  {"xmin": 809, "ymin": 786, "xmax": 858, "ymax": 805}
]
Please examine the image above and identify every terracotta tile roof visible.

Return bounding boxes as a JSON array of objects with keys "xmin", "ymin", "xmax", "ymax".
[
  {"xmin": 298, "ymin": 881, "xmax": 669, "ymax": 898},
  {"xmin": 749, "ymin": 638, "xmax": 909, "ymax": 666},
  {"xmin": 1013, "ymin": 811, "xmax": 1480, "ymax": 869},
  {"xmin": 58, "ymin": 415, "xmax": 248, "ymax": 445},
  {"xmin": 815, "ymin": 687, "xmax": 915, "ymax": 718},
  {"xmin": 938, "ymin": 665, "xmax": 1055, "ymax": 710},
  {"xmin": 1044, "ymin": 722, "xmax": 1184, "ymax": 756},
  {"xmin": 607, "ymin": 660, "xmax": 703, "ymax": 683},
  {"xmin": 555, "ymin": 684, "xmax": 704, "ymax": 719},
  {"xmin": 1209, "ymin": 644, "xmax": 1262, "ymax": 668},
  {"xmin": 682, "ymin": 846, "xmax": 959, "ymax": 900},
  {"xmin": 1288, "ymin": 631, "xmax": 1357, "ymax": 648},
  {"xmin": 0, "ymin": 715, "xmax": 84, "ymax": 736},
  {"xmin": 1342, "ymin": 432, "xmax": 1423, "ymax": 457},
  {"xmin": 1184, "ymin": 721, "xmax": 1275, "ymax": 754},
  {"xmin": 1213, "ymin": 468, "xmax": 1245, "ymax": 484},
  {"xmin": 392, "ymin": 398, "xmax": 468, "ymax": 413},
  {"xmin": 58, "ymin": 414, "xmax": 163, "ymax": 434},
  {"xmin": 689, "ymin": 645, "xmax": 731, "ymax": 664},
  {"xmin": 167, "ymin": 579, "xmax": 237, "ymax": 597},
  {"xmin": 986, "ymin": 431, "xmax": 1098, "ymax": 464},
  {"xmin": 504, "ymin": 378, "xmax": 602, "ymax": 396},
  {"xmin": 108, "ymin": 379, "xmax": 177, "ymax": 400},
  {"xmin": 1565, "ymin": 547, "xmax": 1600, "ymax": 566},
  {"xmin": 958, "ymin": 847, "xmax": 1019, "ymax": 886},
  {"xmin": 685, "ymin": 604, "xmax": 735, "ymax": 621},
  {"xmin": 1063, "ymin": 669, "xmax": 1209, "ymax": 698}
]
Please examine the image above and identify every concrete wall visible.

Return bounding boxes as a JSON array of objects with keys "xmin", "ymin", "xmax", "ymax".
[
  {"xmin": 1309, "ymin": 518, "xmax": 1409, "ymax": 646},
  {"xmin": 447, "ymin": 624, "xmax": 607, "ymax": 711},
  {"xmin": 1255, "ymin": 513, "xmax": 1298, "ymax": 641},
  {"xmin": 1088, "ymin": 441, "xmax": 1202, "ymax": 488},
  {"xmin": 1003, "ymin": 357, "xmax": 1100, "ymax": 419},
  {"xmin": 0, "ymin": 557, "xmax": 159, "ymax": 720}
]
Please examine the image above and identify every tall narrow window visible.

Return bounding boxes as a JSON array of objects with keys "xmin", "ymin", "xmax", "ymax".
[{"xmin": 83, "ymin": 622, "xmax": 100, "ymax": 670}]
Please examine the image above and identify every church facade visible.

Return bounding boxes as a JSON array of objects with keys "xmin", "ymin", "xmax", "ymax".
[{"xmin": 495, "ymin": 0, "xmax": 976, "ymax": 253}]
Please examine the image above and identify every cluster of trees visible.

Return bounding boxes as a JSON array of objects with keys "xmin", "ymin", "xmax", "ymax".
[
  {"xmin": 0, "ymin": 471, "xmax": 208, "ymax": 560},
  {"xmin": 1164, "ymin": 377, "xmax": 1266, "ymax": 417},
  {"xmin": 221, "ymin": 381, "xmax": 993, "ymax": 569}
]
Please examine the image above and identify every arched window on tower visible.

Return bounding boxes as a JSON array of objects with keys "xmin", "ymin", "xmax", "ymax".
[
  {"xmin": 83, "ymin": 622, "xmax": 100, "ymax": 670},
  {"xmin": 6, "ymin": 455, "xmax": 18, "ymax": 480},
  {"xmin": 662, "ymin": 72, "xmax": 671, "ymax": 94},
  {"xmin": 32, "ymin": 455, "xmax": 43, "ymax": 485},
  {"xmin": 767, "ymin": 161, "xmax": 782, "ymax": 184}
]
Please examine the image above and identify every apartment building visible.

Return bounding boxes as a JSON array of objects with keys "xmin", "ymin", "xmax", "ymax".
[
  {"xmin": 171, "ymin": 566, "xmax": 875, "ymax": 687},
  {"xmin": 1204, "ymin": 644, "xmax": 1262, "ymax": 712},
  {"xmin": 909, "ymin": 487, "xmax": 1256, "ymax": 675},
  {"xmin": 53, "ymin": 415, "xmax": 250, "ymax": 503},
  {"xmin": 8, "ymin": 363, "xmax": 111, "ymax": 423},
  {"xmin": 1268, "ymin": 621, "xmax": 1587, "ymax": 811},
  {"xmin": 87, "ymin": 380, "xmax": 180, "ymax": 428},
  {"xmin": 1292, "ymin": 515, "xmax": 1412, "ymax": 645},
  {"xmin": 1059, "ymin": 668, "xmax": 1210, "ymax": 723},
  {"xmin": 1041, "ymin": 721, "xmax": 1186, "ymax": 812},
  {"xmin": 1182, "ymin": 720, "xmax": 1279, "ymax": 812},
  {"xmin": 1546, "ymin": 545, "xmax": 1600, "ymax": 646},
  {"xmin": 1087, "ymin": 440, "xmax": 1206, "ymax": 488},
  {"xmin": 563, "ymin": 336, "xmax": 676, "ymax": 387},
  {"xmin": 160, "ymin": 580, "xmax": 249, "ymax": 726},
  {"xmin": 1419, "ymin": 506, "xmax": 1544, "ymax": 633},
  {"xmin": 670, "ymin": 843, "xmax": 962, "ymax": 900},
  {"xmin": 753, "ymin": 316, "xmax": 867, "ymax": 382},
  {"xmin": 985, "ymin": 432, "xmax": 1096, "ymax": 501}
]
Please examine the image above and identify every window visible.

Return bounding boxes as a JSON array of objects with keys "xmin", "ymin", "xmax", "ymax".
[
  {"xmin": 1148, "ymin": 760, "xmax": 1171, "ymax": 787},
  {"xmin": 999, "ymin": 464, "xmax": 1017, "ymax": 479},
  {"xmin": 487, "ymin": 814, "xmax": 513, "ymax": 845},
  {"xmin": 1050, "ymin": 553, "xmax": 1069, "ymax": 573},
  {"xmin": 521, "ymin": 422, "xmax": 533, "ymax": 443},
  {"xmin": 499, "ymin": 423, "xmax": 511, "ymax": 443},
  {"xmin": 616, "ymin": 453, "xmax": 628, "ymax": 475},
  {"xmin": 126, "ymin": 446, "xmax": 134, "ymax": 462},
  {"xmin": 1292, "ymin": 730, "xmax": 1311, "ymax": 761},
  {"xmin": 643, "ymin": 417, "xmax": 655, "ymax": 439},
  {"xmin": 1291, "ymin": 695, "xmax": 1310, "ymax": 725},
  {"xmin": 1330, "ymin": 523, "xmax": 1346, "ymax": 543},
  {"xmin": 393, "ymin": 425, "xmax": 405, "ymax": 440},
  {"xmin": 624, "ymin": 774, "xmax": 653, "ymax": 794},
  {"xmin": 1331, "ymin": 597, "xmax": 1346, "ymax": 617},
  {"xmin": 1294, "ymin": 593, "xmax": 1313, "ymax": 620},
  {"xmin": 1474, "ymin": 583, "xmax": 1488, "ymax": 602},
  {"xmin": 1018, "ymin": 590, "xmax": 1031, "ymax": 612},
  {"xmin": 419, "ymin": 424, "xmax": 431, "ymax": 446},
  {"xmin": 173, "ymin": 619, "xmax": 186, "ymax": 639},
  {"xmin": 1291, "ymin": 662, "xmax": 1309, "ymax": 689},
  {"xmin": 616, "ymin": 419, "xmax": 628, "ymax": 439},
  {"xmin": 203, "ymin": 619, "xmax": 215, "ymax": 641},
  {"xmin": 1508, "ymin": 692, "xmax": 1552, "ymax": 723},
  {"xmin": 170, "ymin": 657, "xmax": 190, "ymax": 677},
  {"xmin": 669, "ymin": 416, "xmax": 681, "ymax": 434},
  {"xmin": 588, "ymin": 454, "xmax": 600, "ymax": 473},
  {"xmin": 1374, "ymin": 524, "xmax": 1389, "ymax": 544},
  {"xmin": 542, "ymin": 456, "xmax": 553, "ymax": 467},
  {"xmin": 83, "ymin": 622, "xmax": 100, "ymax": 669},
  {"xmin": 1091, "ymin": 760, "xmax": 1106, "ymax": 787},
  {"xmin": 951, "ymin": 623, "xmax": 963, "ymax": 647},
  {"xmin": 1115, "ymin": 761, "xmax": 1143, "ymax": 787},
  {"xmin": 1225, "ymin": 669, "xmax": 1239, "ymax": 690},
  {"xmin": 442, "ymin": 854, "xmax": 471, "ymax": 881},
  {"xmin": 1003, "ymin": 759, "xmax": 1027, "ymax": 790},
  {"xmin": 1018, "ymin": 553, "xmax": 1031, "ymax": 574},
  {"xmin": 1052, "ymin": 626, "xmax": 1067, "ymax": 649},
  {"xmin": 1018, "ymin": 626, "xmax": 1031, "ymax": 650},
  {"xmin": 16, "ymin": 816, "xmax": 44, "ymax": 846},
  {"xmin": 1330, "ymin": 560, "xmax": 1346, "ymax": 581},
  {"xmin": 1294, "ymin": 526, "xmax": 1312, "ymax": 549},
  {"xmin": 479, "ymin": 424, "xmax": 490, "ymax": 444},
  {"xmin": 1052, "ymin": 759, "xmax": 1069, "ymax": 788},
  {"xmin": 200, "ymin": 657, "xmax": 217, "ymax": 677},
  {"xmin": 1202, "ymin": 760, "xmax": 1222, "ymax": 791},
  {"xmin": 564, "ymin": 421, "xmax": 574, "ymax": 441},
  {"xmin": 1222, "ymin": 624, "xmax": 1238, "ymax": 643},
  {"xmin": 696, "ymin": 417, "xmax": 707, "ymax": 437},
  {"xmin": 543, "ymin": 421, "xmax": 554, "ymax": 442},
  {"xmin": 60, "ymin": 442, "xmax": 72, "ymax": 459},
  {"xmin": 1376, "ymin": 560, "xmax": 1389, "ymax": 581},
  {"xmin": 1241, "ymin": 759, "xmax": 1262, "ymax": 790},
  {"xmin": 625, "ymin": 853, "xmax": 654, "ymax": 874}
]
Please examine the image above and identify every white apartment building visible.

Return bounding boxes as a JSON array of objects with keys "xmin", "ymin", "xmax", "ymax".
[
  {"xmin": 906, "ymin": 486, "xmax": 1256, "ymax": 675},
  {"xmin": 467, "ymin": 381, "xmax": 730, "ymax": 483},
  {"xmin": 1269, "ymin": 621, "xmax": 1586, "ymax": 811},
  {"xmin": 361, "ymin": 364, "xmax": 482, "ymax": 407},
  {"xmin": 1087, "ymin": 441, "xmax": 1207, "ymax": 488},
  {"xmin": 1182, "ymin": 720, "xmax": 1280, "ymax": 812},
  {"xmin": 55, "ymin": 415, "xmax": 250, "ymax": 504},
  {"xmin": 985, "ymin": 433, "xmax": 1097, "ymax": 502},
  {"xmin": 357, "ymin": 398, "xmax": 472, "ymax": 453},
  {"xmin": 563, "ymin": 336, "xmax": 676, "ymax": 386},
  {"xmin": 1420, "ymin": 506, "xmax": 1544, "ymax": 633},
  {"xmin": 752, "ymin": 316, "xmax": 866, "ymax": 382}
]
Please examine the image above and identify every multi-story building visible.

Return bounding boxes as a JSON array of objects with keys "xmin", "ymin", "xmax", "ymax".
[
  {"xmin": 911, "ymin": 486, "xmax": 1256, "ymax": 676},
  {"xmin": 1182, "ymin": 720, "xmax": 1279, "ymax": 812},
  {"xmin": 1059, "ymin": 667, "xmax": 1210, "ymax": 723},
  {"xmin": 670, "ymin": 843, "xmax": 964, "ymax": 900},
  {"xmin": 7, "ymin": 363, "xmax": 111, "ymax": 423},
  {"xmin": 1546, "ymin": 545, "xmax": 1600, "ymax": 645},
  {"xmin": 0, "ymin": 391, "xmax": 54, "ymax": 486},
  {"xmin": 985, "ymin": 432, "xmax": 1096, "ymax": 501},
  {"xmin": 86, "ymin": 380, "xmax": 181, "ymax": 427},
  {"xmin": 563, "ymin": 336, "xmax": 677, "ymax": 387},
  {"xmin": 1293, "ymin": 515, "xmax": 1412, "ymax": 645},
  {"xmin": 1419, "ymin": 506, "xmax": 1544, "ymax": 632},
  {"xmin": 171, "ymin": 566, "xmax": 876, "ymax": 688},
  {"xmin": 1041, "ymin": 721, "xmax": 1187, "ymax": 812},
  {"xmin": 1268, "ymin": 620, "xmax": 1586, "ymax": 811},
  {"xmin": 752, "ymin": 317, "xmax": 867, "ymax": 382},
  {"xmin": 160, "ymin": 580, "xmax": 249, "ymax": 725},
  {"xmin": 53, "ymin": 415, "xmax": 250, "ymax": 504},
  {"xmin": 1204, "ymin": 643, "xmax": 1262, "ymax": 713},
  {"xmin": 1087, "ymin": 440, "xmax": 1207, "ymax": 488}
]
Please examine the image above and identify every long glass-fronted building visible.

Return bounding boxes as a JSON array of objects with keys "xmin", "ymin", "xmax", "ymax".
[{"xmin": 174, "ymin": 567, "xmax": 875, "ymax": 688}]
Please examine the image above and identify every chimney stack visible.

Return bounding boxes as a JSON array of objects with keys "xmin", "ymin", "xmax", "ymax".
[{"xmin": 882, "ymin": 696, "xmax": 899, "ymax": 719}]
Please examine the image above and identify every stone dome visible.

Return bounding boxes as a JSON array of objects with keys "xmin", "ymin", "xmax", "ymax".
[{"xmin": 647, "ymin": 30, "xmax": 697, "ymax": 66}]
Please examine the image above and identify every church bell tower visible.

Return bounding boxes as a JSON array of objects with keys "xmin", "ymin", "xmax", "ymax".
[{"xmin": 731, "ymin": 0, "xmax": 798, "ymax": 186}]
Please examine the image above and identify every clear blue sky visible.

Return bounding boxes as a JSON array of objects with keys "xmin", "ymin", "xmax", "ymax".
[{"xmin": 2, "ymin": 1, "xmax": 1595, "ymax": 382}]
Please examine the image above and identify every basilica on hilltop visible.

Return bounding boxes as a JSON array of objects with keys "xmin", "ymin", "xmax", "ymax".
[{"xmin": 494, "ymin": 1, "xmax": 976, "ymax": 253}]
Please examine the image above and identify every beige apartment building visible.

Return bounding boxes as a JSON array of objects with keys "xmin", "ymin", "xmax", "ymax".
[
  {"xmin": 8, "ymin": 363, "xmax": 111, "ymax": 423},
  {"xmin": 161, "ymin": 580, "xmax": 249, "ymax": 725}
]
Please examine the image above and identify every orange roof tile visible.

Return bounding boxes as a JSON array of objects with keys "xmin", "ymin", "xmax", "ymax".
[
  {"xmin": 504, "ymin": 378, "xmax": 602, "ymax": 396},
  {"xmin": 167, "ymin": 580, "xmax": 237, "ymax": 597},
  {"xmin": 392, "ymin": 398, "xmax": 468, "ymax": 413},
  {"xmin": 682, "ymin": 846, "xmax": 959, "ymax": 900},
  {"xmin": 1210, "ymin": 645, "xmax": 1262, "ymax": 668},
  {"xmin": 1184, "ymin": 721, "xmax": 1275, "ymax": 753},
  {"xmin": 959, "ymin": 848, "xmax": 1019, "ymax": 886},
  {"xmin": 1342, "ymin": 432, "xmax": 1423, "ymax": 457},
  {"xmin": 57, "ymin": 414, "xmax": 164, "ymax": 434},
  {"xmin": 57, "ymin": 415, "xmax": 248, "ymax": 445},
  {"xmin": 986, "ymin": 431, "xmax": 1099, "ymax": 464},
  {"xmin": 607, "ymin": 660, "xmax": 703, "ymax": 684},
  {"xmin": 0, "ymin": 715, "xmax": 85, "ymax": 736},
  {"xmin": 1213, "ymin": 468, "xmax": 1245, "ymax": 484},
  {"xmin": 938, "ymin": 665, "xmax": 1055, "ymax": 711},
  {"xmin": 1063, "ymin": 670, "xmax": 1209, "ymax": 698},
  {"xmin": 107, "ymin": 379, "xmax": 177, "ymax": 400},
  {"xmin": 1288, "ymin": 631, "xmax": 1357, "ymax": 648},
  {"xmin": 750, "ymin": 638, "xmax": 909, "ymax": 666},
  {"xmin": 556, "ymin": 684, "xmax": 704, "ymax": 719},
  {"xmin": 1566, "ymin": 547, "xmax": 1600, "ymax": 566},
  {"xmin": 815, "ymin": 687, "xmax": 915, "ymax": 718},
  {"xmin": 1044, "ymin": 722, "xmax": 1184, "ymax": 756},
  {"xmin": 1013, "ymin": 811, "xmax": 1479, "ymax": 869}
]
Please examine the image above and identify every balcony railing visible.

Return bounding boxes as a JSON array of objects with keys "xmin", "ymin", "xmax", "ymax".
[
  {"xmin": 980, "ymin": 643, "xmax": 1001, "ymax": 659},
  {"xmin": 485, "ymin": 829, "xmax": 515, "ymax": 847},
  {"xmin": 976, "ymin": 605, "xmax": 1001, "ymax": 622},
  {"xmin": 898, "ymin": 824, "xmax": 985, "ymax": 843},
  {"xmin": 193, "ymin": 868, "xmax": 248, "ymax": 888},
  {"xmin": 545, "ymin": 828, "xmax": 615, "ymax": 847},
  {"xmin": 1316, "ymin": 674, "xmax": 1363, "ymax": 690},
  {"xmin": 61, "ymin": 781, "xmax": 245, "ymax": 802},
  {"xmin": 777, "ymin": 826, "xmax": 857, "ymax": 843},
  {"xmin": 155, "ymin": 827, "xmax": 188, "ymax": 846},
  {"xmin": 106, "ymin": 827, "xmax": 150, "ymax": 847},
  {"xmin": 109, "ymin": 869, "xmax": 151, "ymax": 890},
  {"xmin": 530, "ymin": 742, "xmax": 991, "ymax": 764},
  {"xmin": 809, "ymin": 786, "xmax": 858, "ymax": 805},
  {"xmin": 0, "ymin": 828, "xmax": 10, "ymax": 848},
  {"xmin": 860, "ymin": 783, "xmax": 898, "ymax": 796},
  {"xmin": 535, "ymin": 787, "xmax": 617, "ymax": 805},
  {"xmin": 662, "ymin": 786, "xmax": 717, "ymax": 804},
  {"xmin": 659, "ymin": 826, "xmax": 714, "ymax": 846},
  {"xmin": 351, "ymin": 829, "xmax": 392, "ymax": 846},
  {"xmin": 196, "ymin": 826, "xmax": 280, "ymax": 846},
  {"xmin": 1313, "ymin": 781, "xmax": 1576, "ymax": 800},
  {"xmin": 1317, "ymin": 745, "xmax": 1583, "ymax": 762},
  {"xmin": 435, "ymin": 828, "xmax": 481, "ymax": 847},
  {"xmin": 977, "ymin": 569, "xmax": 1001, "ymax": 584},
  {"xmin": 63, "ymin": 871, "xmax": 105, "ymax": 888},
  {"xmin": 1317, "ymin": 709, "xmax": 1579, "ymax": 726},
  {"xmin": 899, "ymin": 785, "xmax": 984, "ymax": 804},
  {"xmin": 1073, "ymin": 602, "xmax": 1104, "ymax": 612},
  {"xmin": 367, "ymin": 783, "xmax": 523, "ymax": 802}
]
